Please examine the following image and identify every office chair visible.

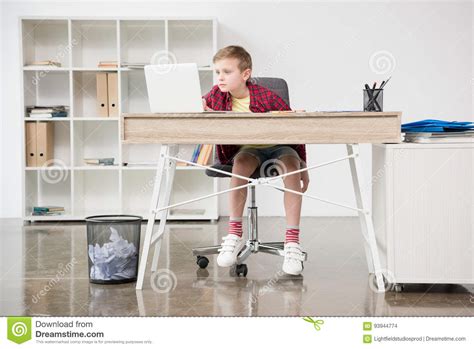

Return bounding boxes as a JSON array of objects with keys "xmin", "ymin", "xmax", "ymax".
[{"xmin": 192, "ymin": 77, "xmax": 307, "ymax": 276}]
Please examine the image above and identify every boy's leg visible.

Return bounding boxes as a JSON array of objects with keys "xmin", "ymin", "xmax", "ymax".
[
  {"xmin": 229, "ymin": 152, "xmax": 261, "ymax": 220},
  {"xmin": 218, "ymin": 152, "xmax": 260, "ymax": 268},
  {"xmin": 279, "ymin": 155, "xmax": 305, "ymax": 275},
  {"xmin": 279, "ymin": 155, "xmax": 303, "ymax": 227}
]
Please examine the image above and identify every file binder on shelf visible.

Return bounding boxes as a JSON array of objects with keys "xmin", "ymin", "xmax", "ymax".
[
  {"xmin": 96, "ymin": 72, "xmax": 109, "ymax": 117},
  {"xmin": 107, "ymin": 72, "xmax": 118, "ymax": 117},
  {"xmin": 25, "ymin": 122, "xmax": 37, "ymax": 167},
  {"xmin": 25, "ymin": 121, "xmax": 54, "ymax": 167}
]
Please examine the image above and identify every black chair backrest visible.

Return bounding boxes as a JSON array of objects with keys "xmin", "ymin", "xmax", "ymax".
[{"xmin": 250, "ymin": 77, "xmax": 290, "ymax": 106}]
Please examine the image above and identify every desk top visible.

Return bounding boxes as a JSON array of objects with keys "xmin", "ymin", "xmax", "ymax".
[{"xmin": 122, "ymin": 111, "xmax": 402, "ymax": 144}]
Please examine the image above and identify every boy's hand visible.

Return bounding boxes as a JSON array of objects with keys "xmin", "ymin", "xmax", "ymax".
[
  {"xmin": 300, "ymin": 166, "xmax": 310, "ymax": 192},
  {"xmin": 202, "ymin": 98, "xmax": 213, "ymax": 111}
]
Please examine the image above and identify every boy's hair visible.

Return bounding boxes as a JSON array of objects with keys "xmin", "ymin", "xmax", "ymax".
[{"xmin": 213, "ymin": 45, "xmax": 252, "ymax": 72}]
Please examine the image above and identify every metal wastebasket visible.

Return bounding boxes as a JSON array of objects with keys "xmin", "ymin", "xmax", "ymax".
[{"xmin": 86, "ymin": 215, "xmax": 142, "ymax": 284}]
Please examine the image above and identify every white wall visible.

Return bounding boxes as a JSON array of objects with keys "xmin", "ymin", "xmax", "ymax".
[{"xmin": 1, "ymin": 1, "xmax": 472, "ymax": 218}]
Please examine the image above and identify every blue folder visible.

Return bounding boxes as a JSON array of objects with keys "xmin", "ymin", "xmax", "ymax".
[{"xmin": 402, "ymin": 119, "xmax": 474, "ymax": 133}]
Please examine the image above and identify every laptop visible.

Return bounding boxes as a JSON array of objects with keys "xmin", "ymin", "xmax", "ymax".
[{"xmin": 144, "ymin": 63, "xmax": 225, "ymax": 113}]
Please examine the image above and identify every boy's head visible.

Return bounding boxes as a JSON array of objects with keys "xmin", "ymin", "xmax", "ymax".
[{"xmin": 213, "ymin": 45, "xmax": 252, "ymax": 93}]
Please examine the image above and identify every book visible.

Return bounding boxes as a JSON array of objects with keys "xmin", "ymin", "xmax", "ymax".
[
  {"xmin": 98, "ymin": 61, "xmax": 118, "ymax": 68},
  {"xmin": 84, "ymin": 158, "xmax": 115, "ymax": 165},
  {"xmin": 191, "ymin": 144, "xmax": 202, "ymax": 163},
  {"xmin": 197, "ymin": 145, "xmax": 208, "ymax": 165},
  {"xmin": 28, "ymin": 111, "xmax": 68, "ymax": 118},
  {"xmin": 121, "ymin": 62, "xmax": 147, "ymax": 69},
  {"xmin": 404, "ymin": 129, "xmax": 474, "ymax": 143},
  {"xmin": 28, "ymin": 60, "xmax": 61, "ymax": 67},
  {"xmin": 26, "ymin": 106, "xmax": 68, "ymax": 118},
  {"xmin": 32, "ymin": 211, "xmax": 65, "ymax": 216},
  {"xmin": 33, "ymin": 206, "xmax": 65, "ymax": 213},
  {"xmin": 202, "ymin": 144, "xmax": 214, "ymax": 165}
]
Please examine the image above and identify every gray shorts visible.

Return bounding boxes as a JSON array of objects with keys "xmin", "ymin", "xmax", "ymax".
[{"xmin": 232, "ymin": 145, "xmax": 301, "ymax": 167}]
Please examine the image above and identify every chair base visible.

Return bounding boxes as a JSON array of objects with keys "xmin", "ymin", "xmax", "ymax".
[
  {"xmin": 192, "ymin": 240, "xmax": 307, "ymax": 265},
  {"xmin": 191, "ymin": 186, "xmax": 307, "ymax": 270}
]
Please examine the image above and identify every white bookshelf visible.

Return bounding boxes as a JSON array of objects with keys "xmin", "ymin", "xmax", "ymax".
[{"xmin": 20, "ymin": 17, "xmax": 219, "ymax": 222}]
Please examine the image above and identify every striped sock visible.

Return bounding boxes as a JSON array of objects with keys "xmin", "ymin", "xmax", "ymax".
[
  {"xmin": 228, "ymin": 217, "xmax": 243, "ymax": 238},
  {"xmin": 285, "ymin": 225, "xmax": 300, "ymax": 244}
]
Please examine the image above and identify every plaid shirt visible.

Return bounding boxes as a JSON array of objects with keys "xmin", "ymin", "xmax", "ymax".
[{"xmin": 203, "ymin": 81, "xmax": 307, "ymax": 165}]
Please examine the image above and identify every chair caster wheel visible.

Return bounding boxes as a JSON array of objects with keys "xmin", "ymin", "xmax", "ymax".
[
  {"xmin": 394, "ymin": 284, "xmax": 404, "ymax": 293},
  {"xmin": 196, "ymin": 255, "xmax": 209, "ymax": 269},
  {"xmin": 235, "ymin": 264, "xmax": 248, "ymax": 277}
]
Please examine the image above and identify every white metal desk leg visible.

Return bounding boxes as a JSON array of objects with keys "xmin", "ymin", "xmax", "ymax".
[
  {"xmin": 346, "ymin": 144, "xmax": 385, "ymax": 292},
  {"xmin": 136, "ymin": 144, "xmax": 170, "ymax": 290},
  {"xmin": 151, "ymin": 146, "xmax": 177, "ymax": 272}
]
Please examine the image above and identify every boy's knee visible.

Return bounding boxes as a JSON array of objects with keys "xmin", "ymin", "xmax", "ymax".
[
  {"xmin": 280, "ymin": 156, "xmax": 300, "ymax": 173},
  {"xmin": 233, "ymin": 155, "xmax": 259, "ymax": 175}
]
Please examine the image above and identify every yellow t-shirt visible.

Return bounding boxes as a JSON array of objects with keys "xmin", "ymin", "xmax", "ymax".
[{"xmin": 231, "ymin": 95, "xmax": 277, "ymax": 149}]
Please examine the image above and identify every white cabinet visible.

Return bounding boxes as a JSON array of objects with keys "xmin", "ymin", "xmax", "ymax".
[
  {"xmin": 21, "ymin": 18, "xmax": 218, "ymax": 221},
  {"xmin": 372, "ymin": 143, "xmax": 473, "ymax": 286}
]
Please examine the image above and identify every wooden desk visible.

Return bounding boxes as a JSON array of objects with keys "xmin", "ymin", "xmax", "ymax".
[
  {"xmin": 122, "ymin": 111, "xmax": 402, "ymax": 144},
  {"xmin": 123, "ymin": 111, "xmax": 402, "ymax": 292}
]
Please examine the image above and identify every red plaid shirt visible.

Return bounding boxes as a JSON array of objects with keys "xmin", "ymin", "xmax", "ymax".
[{"xmin": 203, "ymin": 81, "xmax": 307, "ymax": 165}]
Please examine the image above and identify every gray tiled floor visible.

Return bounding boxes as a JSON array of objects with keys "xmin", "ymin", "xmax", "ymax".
[{"xmin": 1, "ymin": 217, "xmax": 473, "ymax": 316}]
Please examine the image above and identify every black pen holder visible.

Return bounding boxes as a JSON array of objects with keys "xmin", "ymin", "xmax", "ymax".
[{"xmin": 363, "ymin": 88, "xmax": 383, "ymax": 112}]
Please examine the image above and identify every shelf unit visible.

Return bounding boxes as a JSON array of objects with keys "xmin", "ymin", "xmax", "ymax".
[{"xmin": 20, "ymin": 17, "xmax": 218, "ymax": 221}]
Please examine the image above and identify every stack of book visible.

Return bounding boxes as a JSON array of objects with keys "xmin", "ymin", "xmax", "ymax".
[
  {"xmin": 121, "ymin": 62, "xmax": 146, "ymax": 69},
  {"xmin": 402, "ymin": 119, "xmax": 474, "ymax": 144},
  {"xmin": 26, "ymin": 105, "xmax": 68, "ymax": 118},
  {"xmin": 26, "ymin": 60, "xmax": 61, "ymax": 68},
  {"xmin": 84, "ymin": 158, "xmax": 115, "ymax": 166},
  {"xmin": 98, "ymin": 61, "xmax": 118, "ymax": 68},
  {"xmin": 192, "ymin": 144, "xmax": 213, "ymax": 165},
  {"xmin": 32, "ymin": 206, "xmax": 65, "ymax": 216}
]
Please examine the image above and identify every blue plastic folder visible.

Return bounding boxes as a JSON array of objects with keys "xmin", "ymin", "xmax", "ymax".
[{"xmin": 402, "ymin": 119, "xmax": 474, "ymax": 133}]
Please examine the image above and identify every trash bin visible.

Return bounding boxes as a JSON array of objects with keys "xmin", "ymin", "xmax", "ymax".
[{"xmin": 86, "ymin": 215, "xmax": 142, "ymax": 284}]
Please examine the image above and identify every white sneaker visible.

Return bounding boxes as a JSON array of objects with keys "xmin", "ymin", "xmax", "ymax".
[
  {"xmin": 217, "ymin": 234, "xmax": 245, "ymax": 267},
  {"xmin": 282, "ymin": 242, "xmax": 305, "ymax": 275}
]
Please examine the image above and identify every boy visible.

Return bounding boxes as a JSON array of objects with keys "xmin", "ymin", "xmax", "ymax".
[{"xmin": 202, "ymin": 46, "xmax": 309, "ymax": 275}]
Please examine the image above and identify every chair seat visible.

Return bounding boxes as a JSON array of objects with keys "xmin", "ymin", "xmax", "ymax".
[{"xmin": 205, "ymin": 162, "xmax": 280, "ymax": 179}]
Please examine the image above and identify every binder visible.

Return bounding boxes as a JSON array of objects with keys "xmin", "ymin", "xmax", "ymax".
[
  {"xmin": 107, "ymin": 72, "xmax": 118, "ymax": 117},
  {"xmin": 96, "ymin": 72, "xmax": 109, "ymax": 117},
  {"xmin": 25, "ymin": 122, "xmax": 37, "ymax": 167},
  {"xmin": 36, "ymin": 122, "xmax": 54, "ymax": 167}
]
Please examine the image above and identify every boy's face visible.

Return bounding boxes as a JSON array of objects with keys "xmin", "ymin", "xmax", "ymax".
[{"xmin": 214, "ymin": 58, "xmax": 251, "ymax": 93}]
